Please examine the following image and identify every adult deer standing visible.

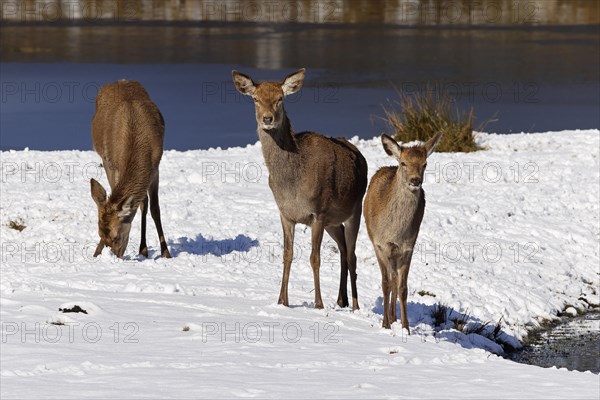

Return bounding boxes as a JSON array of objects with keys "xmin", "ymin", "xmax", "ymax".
[
  {"xmin": 232, "ymin": 69, "xmax": 368, "ymax": 310},
  {"xmin": 90, "ymin": 80, "xmax": 171, "ymax": 259},
  {"xmin": 364, "ymin": 132, "xmax": 442, "ymax": 331}
]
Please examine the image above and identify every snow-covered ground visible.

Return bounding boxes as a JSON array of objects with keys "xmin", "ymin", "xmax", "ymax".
[{"xmin": 1, "ymin": 130, "xmax": 599, "ymax": 398}]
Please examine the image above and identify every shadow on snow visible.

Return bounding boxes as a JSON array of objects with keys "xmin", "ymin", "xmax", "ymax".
[
  {"xmin": 372, "ymin": 296, "xmax": 520, "ymax": 355},
  {"xmin": 168, "ymin": 234, "xmax": 259, "ymax": 258}
]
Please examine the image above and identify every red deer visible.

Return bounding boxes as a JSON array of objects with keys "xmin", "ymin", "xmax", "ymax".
[
  {"xmin": 232, "ymin": 69, "xmax": 368, "ymax": 309},
  {"xmin": 90, "ymin": 80, "xmax": 171, "ymax": 259},
  {"xmin": 364, "ymin": 132, "xmax": 442, "ymax": 330}
]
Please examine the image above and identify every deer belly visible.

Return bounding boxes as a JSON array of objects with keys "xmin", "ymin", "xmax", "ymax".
[{"xmin": 270, "ymin": 193, "xmax": 314, "ymax": 225}]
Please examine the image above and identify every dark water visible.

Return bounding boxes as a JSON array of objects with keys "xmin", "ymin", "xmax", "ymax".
[
  {"xmin": 1, "ymin": 0, "xmax": 599, "ymax": 151},
  {"xmin": 510, "ymin": 312, "xmax": 600, "ymax": 374}
]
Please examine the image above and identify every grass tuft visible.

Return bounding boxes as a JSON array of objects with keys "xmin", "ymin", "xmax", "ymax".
[
  {"xmin": 430, "ymin": 303, "xmax": 450, "ymax": 328},
  {"xmin": 451, "ymin": 310, "xmax": 470, "ymax": 332},
  {"xmin": 382, "ymin": 84, "xmax": 495, "ymax": 153},
  {"xmin": 491, "ymin": 317, "xmax": 504, "ymax": 339}
]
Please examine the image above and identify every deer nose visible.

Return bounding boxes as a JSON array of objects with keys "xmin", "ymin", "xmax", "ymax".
[
  {"xmin": 263, "ymin": 116, "xmax": 273, "ymax": 125},
  {"xmin": 410, "ymin": 177, "xmax": 422, "ymax": 187}
]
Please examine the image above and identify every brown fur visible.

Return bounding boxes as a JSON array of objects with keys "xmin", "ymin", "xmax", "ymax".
[
  {"xmin": 90, "ymin": 80, "xmax": 171, "ymax": 259},
  {"xmin": 364, "ymin": 133, "xmax": 442, "ymax": 330},
  {"xmin": 233, "ymin": 69, "xmax": 368, "ymax": 310}
]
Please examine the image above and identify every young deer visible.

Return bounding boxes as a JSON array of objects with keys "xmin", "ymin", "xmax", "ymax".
[
  {"xmin": 232, "ymin": 69, "xmax": 368, "ymax": 310},
  {"xmin": 90, "ymin": 80, "xmax": 171, "ymax": 259},
  {"xmin": 364, "ymin": 132, "xmax": 442, "ymax": 331}
]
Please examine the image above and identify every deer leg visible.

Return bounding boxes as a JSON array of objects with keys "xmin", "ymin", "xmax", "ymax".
[
  {"xmin": 310, "ymin": 220, "xmax": 325, "ymax": 309},
  {"xmin": 390, "ymin": 269, "xmax": 398, "ymax": 324},
  {"xmin": 139, "ymin": 195, "xmax": 149, "ymax": 257},
  {"xmin": 278, "ymin": 216, "xmax": 295, "ymax": 307},
  {"xmin": 374, "ymin": 247, "xmax": 390, "ymax": 328},
  {"xmin": 93, "ymin": 240, "xmax": 105, "ymax": 257},
  {"xmin": 149, "ymin": 174, "xmax": 171, "ymax": 258},
  {"xmin": 397, "ymin": 243, "xmax": 414, "ymax": 333},
  {"xmin": 383, "ymin": 244, "xmax": 400, "ymax": 324},
  {"xmin": 344, "ymin": 204, "xmax": 362, "ymax": 311},
  {"xmin": 382, "ymin": 276, "xmax": 391, "ymax": 328},
  {"xmin": 325, "ymin": 225, "xmax": 348, "ymax": 308},
  {"xmin": 398, "ymin": 263, "xmax": 411, "ymax": 333}
]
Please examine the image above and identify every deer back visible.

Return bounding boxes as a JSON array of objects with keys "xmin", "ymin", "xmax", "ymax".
[{"xmin": 92, "ymin": 80, "xmax": 164, "ymax": 194}]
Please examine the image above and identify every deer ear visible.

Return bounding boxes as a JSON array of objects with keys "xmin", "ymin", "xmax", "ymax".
[
  {"xmin": 232, "ymin": 70, "xmax": 256, "ymax": 96},
  {"xmin": 282, "ymin": 68, "xmax": 305, "ymax": 96},
  {"xmin": 425, "ymin": 132, "xmax": 443, "ymax": 157},
  {"xmin": 381, "ymin": 134, "xmax": 402, "ymax": 158},
  {"xmin": 90, "ymin": 179, "xmax": 107, "ymax": 207},
  {"xmin": 117, "ymin": 196, "xmax": 136, "ymax": 220}
]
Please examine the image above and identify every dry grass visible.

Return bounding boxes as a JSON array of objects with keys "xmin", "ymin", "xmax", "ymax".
[
  {"xmin": 463, "ymin": 321, "xmax": 491, "ymax": 335},
  {"xmin": 451, "ymin": 309, "xmax": 471, "ymax": 332},
  {"xmin": 8, "ymin": 218, "xmax": 26, "ymax": 232},
  {"xmin": 430, "ymin": 303, "xmax": 450, "ymax": 328},
  {"xmin": 382, "ymin": 85, "xmax": 494, "ymax": 153}
]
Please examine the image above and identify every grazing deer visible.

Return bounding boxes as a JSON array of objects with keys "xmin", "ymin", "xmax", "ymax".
[
  {"xmin": 90, "ymin": 80, "xmax": 171, "ymax": 259},
  {"xmin": 364, "ymin": 132, "xmax": 442, "ymax": 331},
  {"xmin": 232, "ymin": 69, "xmax": 368, "ymax": 310}
]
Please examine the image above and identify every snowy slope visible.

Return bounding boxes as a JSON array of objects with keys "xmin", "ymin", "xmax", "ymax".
[{"xmin": 1, "ymin": 130, "xmax": 599, "ymax": 398}]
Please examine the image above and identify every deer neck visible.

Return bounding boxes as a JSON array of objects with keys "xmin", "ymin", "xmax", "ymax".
[
  {"xmin": 257, "ymin": 113, "xmax": 301, "ymax": 174},
  {"xmin": 109, "ymin": 146, "xmax": 151, "ymax": 207}
]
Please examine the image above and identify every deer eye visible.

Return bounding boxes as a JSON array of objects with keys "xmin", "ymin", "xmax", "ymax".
[
  {"xmin": 276, "ymin": 97, "xmax": 283, "ymax": 104},
  {"xmin": 400, "ymin": 162, "xmax": 407, "ymax": 167},
  {"xmin": 423, "ymin": 163, "xmax": 427, "ymax": 169}
]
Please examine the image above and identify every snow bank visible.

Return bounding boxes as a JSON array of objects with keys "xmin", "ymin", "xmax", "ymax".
[{"xmin": 1, "ymin": 130, "xmax": 598, "ymax": 398}]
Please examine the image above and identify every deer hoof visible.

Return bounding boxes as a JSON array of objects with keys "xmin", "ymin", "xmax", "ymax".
[
  {"xmin": 337, "ymin": 297, "xmax": 349, "ymax": 308},
  {"xmin": 278, "ymin": 297, "xmax": 289, "ymax": 307}
]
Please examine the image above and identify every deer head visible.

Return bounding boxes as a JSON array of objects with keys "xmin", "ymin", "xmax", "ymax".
[
  {"xmin": 381, "ymin": 132, "xmax": 443, "ymax": 192},
  {"xmin": 90, "ymin": 178, "xmax": 137, "ymax": 258},
  {"xmin": 232, "ymin": 69, "xmax": 305, "ymax": 131}
]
